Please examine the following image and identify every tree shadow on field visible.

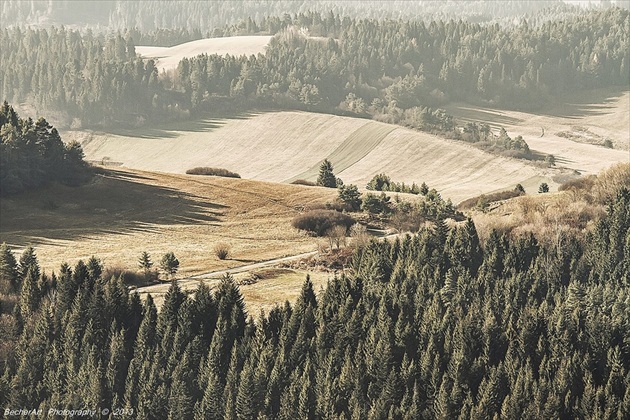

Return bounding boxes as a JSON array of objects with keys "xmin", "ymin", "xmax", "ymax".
[
  {"xmin": 445, "ymin": 86, "xmax": 629, "ymax": 125},
  {"xmin": 535, "ymin": 86, "xmax": 629, "ymax": 119},
  {"xmin": 102, "ymin": 110, "xmax": 268, "ymax": 140},
  {"xmin": 0, "ymin": 168, "xmax": 229, "ymax": 247}
]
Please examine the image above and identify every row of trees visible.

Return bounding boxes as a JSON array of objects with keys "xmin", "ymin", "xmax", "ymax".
[
  {"xmin": 0, "ymin": 28, "xmax": 164, "ymax": 127},
  {"xmin": 1, "ymin": 187, "xmax": 628, "ymax": 418}
]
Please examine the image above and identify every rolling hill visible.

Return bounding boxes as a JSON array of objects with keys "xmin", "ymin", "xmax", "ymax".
[
  {"xmin": 70, "ymin": 111, "xmax": 556, "ymax": 204},
  {"xmin": 445, "ymin": 88, "xmax": 630, "ymax": 174}
]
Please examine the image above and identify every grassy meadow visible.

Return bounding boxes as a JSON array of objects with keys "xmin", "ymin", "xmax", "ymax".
[
  {"xmin": 0, "ymin": 167, "xmax": 338, "ymax": 282},
  {"xmin": 67, "ymin": 110, "xmax": 560, "ymax": 204}
]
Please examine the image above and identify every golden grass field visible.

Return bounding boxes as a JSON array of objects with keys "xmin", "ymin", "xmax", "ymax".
[
  {"xmin": 0, "ymin": 167, "xmax": 338, "ymax": 282},
  {"xmin": 68, "ymin": 110, "xmax": 565, "ymax": 204},
  {"xmin": 136, "ymin": 36, "xmax": 273, "ymax": 72}
]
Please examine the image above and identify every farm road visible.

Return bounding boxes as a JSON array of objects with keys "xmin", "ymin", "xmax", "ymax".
[{"xmin": 135, "ymin": 230, "xmax": 400, "ymax": 296}]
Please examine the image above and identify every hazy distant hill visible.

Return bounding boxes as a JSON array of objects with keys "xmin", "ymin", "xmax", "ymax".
[{"xmin": 1, "ymin": 0, "xmax": 587, "ymax": 31}]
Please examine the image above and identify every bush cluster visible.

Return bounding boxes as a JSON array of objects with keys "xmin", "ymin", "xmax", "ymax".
[
  {"xmin": 458, "ymin": 188, "xmax": 525, "ymax": 210},
  {"xmin": 185, "ymin": 167, "xmax": 241, "ymax": 178},
  {"xmin": 292, "ymin": 210, "xmax": 355, "ymax": 236},
  {"xmin": 290, "ymin": 179, "xmax": 316, "ymax": 186}
]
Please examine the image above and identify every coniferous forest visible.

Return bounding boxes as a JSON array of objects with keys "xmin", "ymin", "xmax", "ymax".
[
  {"xmin": 0, "ymin": 103, "xmax": 89, "ymax": 195},
  {"xmin": 0, "ymin": 187, "xmax": 628, "ymax": 418},
  {"xmin": 1, "ymin": 7, "xmax": 628, "ymax": 128}
]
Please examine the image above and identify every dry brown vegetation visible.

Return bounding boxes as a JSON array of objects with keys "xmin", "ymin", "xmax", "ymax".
[
  {"xmin": 445, "ymin": 87, "xmax": 629, "ymax": 173},
  {"xmin": 139, "ymin": 269, "xmax": 331, "ymax": 313},
  {"xmin": 292, "ymin": 210, "xmax": 355, "ymax": 236},
  {"xmin": 0, "ymin": 167, "xmax": 337, "ymax": 277},
  {"xmin": 70, "ymin": 110, "xmax": 550, "ymax": 203},
  {"xmin": 457, "ymin": 188, "xmax": 525, "ymax": 210},
  {"xmin": 470, "ymin": 163, "xmax": 629, "ymax": 244}
]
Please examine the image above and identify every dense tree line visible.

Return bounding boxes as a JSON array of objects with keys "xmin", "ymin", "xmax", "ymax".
[
  {"xmin": 1, "ymin": 186, "xmax": 628, "ymax": 418},
  {"xmin": 1, "ymin": 1, "xmax": 582, "ymax": 33},
  {"xmin": 0, "ymin": 27, "xmax": 166, "ymax": 127},
  {"xmin": 173, "ymin": 7, "xmax": 628, "ymax": 112},
  {"xmin": 2, "ymin": 8, "xmax": 628, "ymax": 130},
  {"xmin": 0, "ymin": 103, "xmax": 89, "ymax": 195}
]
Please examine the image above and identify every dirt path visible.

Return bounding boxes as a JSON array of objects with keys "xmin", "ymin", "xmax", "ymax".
[
  {"xmin": 135, "ymin": 230, "xmax": 400, "ymax": 296},
  {"xmin": 135, "ymin": 250, "xmax": 319, "ymax": 295}
]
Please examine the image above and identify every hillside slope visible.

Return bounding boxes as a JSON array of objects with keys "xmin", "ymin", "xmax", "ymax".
[
  {"xmin": 445, "ymin": 88, "xmax": 630, "ymax": 174},
  {"xmin": 0, "ymin": 167, "xmax": 337, "ymax": 277},
  {"xmin": 73, "ymin": 111, "xmax": 558, "ymax": 203}
]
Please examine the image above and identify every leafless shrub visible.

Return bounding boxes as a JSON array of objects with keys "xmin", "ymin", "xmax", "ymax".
[
  {"xmin": 327, "ymin": 225, "xmax": 348, "ymax": 250},
  {"xmin": 214, "ymin": 243, "xmax": 231, "ymax": 260},
  {"xmin": 292, "ymin": 210, "xmax": 355, "ymax": 236},
  {"xmin": 350, "ymin": 223, "xmax": 371, "ymax": 249}
]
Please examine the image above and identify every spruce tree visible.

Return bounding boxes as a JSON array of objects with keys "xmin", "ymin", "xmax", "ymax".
[
  {"xmin": 0, "ymin": 242, "xmax": 19, "ymax": 292},
  {"xmin": 317, "ymin": 159, "xmax": 337, "ymax": 188},
  {"xmin": 160, "ymin": 252, "xmax": 179, "ymax": 278},
  {"xmin": 138, "ymin": 251, "xmax": 153, "ymax": 280}
]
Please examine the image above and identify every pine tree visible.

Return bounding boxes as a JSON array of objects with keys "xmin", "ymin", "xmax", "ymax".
[
  {"xmin": 18, "ymin": 246, "xmax": 40, "ymax": 281},
  {"xmin": 138, "ymin": 251, "xmax": 153, "ymax": 280},
  {"xmin": 160, "ymin": 252, "xmax": 179, "ymax": 278},
  {"xmin": 0, "ymin": 242, "xmax": 19, "ymax": 292},
  {"xmin": 317, "ymin": 159, "xmax": 337, "ymax": 188},
  {"xmin": 19, "ymin": 265, "xmax": 41, "ymax": 317}
]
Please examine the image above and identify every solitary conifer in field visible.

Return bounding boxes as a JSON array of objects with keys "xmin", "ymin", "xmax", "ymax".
[
  {"xmin": 317, "ymin": 159, "xmax": 337, "ymax": 188},
  {"xmin": 138, "ymin": 252, "xmax": 153, "ymax": 279},
  {"xmin": 160, "ymin": 252, "xmax": 179, "ymax": 278}
]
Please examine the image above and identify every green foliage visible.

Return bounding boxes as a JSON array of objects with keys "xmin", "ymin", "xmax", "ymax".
[
  {"xmin": 538, "ymin": 183, "xmax": 550, "ymax": 193},
  {"xmin": 316, "ymin": 159, "xmax": 338, "ymax": 188},
  {"xmin": 0, "ymin": 243, "xmax": 19, "ymax": 293},
  {"xmin": 1, "ymin": 191, "xmax": 629, "ymax": 417},
  {"xmin": 160, "ymin": 252, "xmax": 180, "ymax": 277},
  {"xmin": 3, "ymin": 7, "xmax": 628, "ymax": 133},
  {"xmin": 0, "ymin": 104, "xmax": 90, "ymax": 195},
  {"xmin": 362, "ymin": 192, "xmax": 392, "ymax": 215},
  {"xmin": 337, "ymin": 184, "xmax": 362, "ymax": 211},
  {"xmin": 366, "ymin": 174, "xmax": 420, "ymax": 195}
]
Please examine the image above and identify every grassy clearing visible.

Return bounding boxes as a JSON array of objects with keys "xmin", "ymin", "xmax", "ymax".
[
  {"xmin": 286, "ymin": 122, "xmax": 396, "ymax": 182},
  {"xmin": 141, "ymin": 268, "xmax": 332, "ymax": 313},
  {"xmin": 136, "ymin": 36, "xmax": 273, "ymax": 72},
  {"xmin": 0, "ymin": 167, "xmax": 337, "ymax": 277}
]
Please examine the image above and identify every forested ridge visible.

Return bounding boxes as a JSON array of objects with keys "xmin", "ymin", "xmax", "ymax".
[
  {"xmin": 1, "ymin": 8, "xmax": 628, "ymax": 130},
  {"xmin": 1, "ymin": 1, "xmax": 579, "ymax": 32},
  {"xmin": 0, "ymin": 187, "xmax": 628, "ymax": 418}
]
